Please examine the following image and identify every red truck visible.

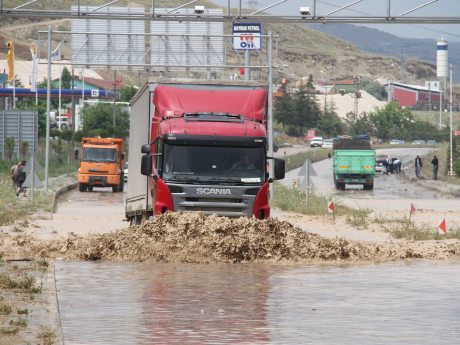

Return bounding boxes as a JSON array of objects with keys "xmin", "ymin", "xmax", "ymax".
[{"xmin": 125, "ymin": 79, "xmax": 285, "ymax": 225}]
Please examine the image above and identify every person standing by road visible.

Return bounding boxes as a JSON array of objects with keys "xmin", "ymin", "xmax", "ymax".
[
  {"xmin": 10, "ymin": 161, "xmax": 19, "ymax": 190},
  {"xmin": 415, "ymin": 155, "xmax": 423, "ymax": 178},
  {"xmin": 16, "ymin": 160, "xmax": 27, "ymax": 196},
  {"xmin": 431, "ymin": 155, "xmax": 439, "ymax": 180}
]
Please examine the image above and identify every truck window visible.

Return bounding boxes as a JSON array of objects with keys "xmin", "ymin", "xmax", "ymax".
[
  {"xmin": 154, "ymin": 138, "xmax": 163, "ymax": 173},
  {"xmin": 82, "ymin": 148, "xmax": 117, "ymax": 162},
  {"xmin": 162, "ymin": 144, "xmax": 265, "ymax": 184}
]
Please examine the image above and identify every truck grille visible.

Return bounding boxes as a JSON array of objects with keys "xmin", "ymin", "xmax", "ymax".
[{"xmin": 185, "ymin": 197, "xmax": 243, "ymax": 203}]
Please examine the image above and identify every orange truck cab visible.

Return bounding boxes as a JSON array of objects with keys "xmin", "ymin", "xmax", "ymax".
[{"xmin": 78, "ymin": 137, "xmax": 126, "ymax": 192}]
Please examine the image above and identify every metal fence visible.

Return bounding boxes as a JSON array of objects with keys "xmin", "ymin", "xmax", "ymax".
[{"xmin": 0, "ymin": 110, "xmax": 38, "ymax": 161}]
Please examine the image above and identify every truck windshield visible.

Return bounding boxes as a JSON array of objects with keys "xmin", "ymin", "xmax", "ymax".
[
  {"xmin": 82, "ymin": 148, "xmax": 117, "ymax": 162},
  {"xmin": 162, "ymin": 144, "xmax": 265, "ymax": 184}
]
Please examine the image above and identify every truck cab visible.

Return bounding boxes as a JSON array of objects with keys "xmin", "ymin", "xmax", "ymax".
[
  {"xmin": 126, "ymin": 80, "xmax": 285, "ymax": 224},
  {"xmin": 78, "ymin": 137, "xmax": 125, "ymax": 192}
]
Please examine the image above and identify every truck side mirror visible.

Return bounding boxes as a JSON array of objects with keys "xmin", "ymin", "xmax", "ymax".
[
  {"xmin": 274, "ymin": 158, "xmax": 285, "ymax": 180},
  {"xmin": 141, "ymin": 154, "xmax": 153, "ymax": 176},
  {"xmin": 141, "ymin": 144, "xmax": 151, "ymax": 154}
]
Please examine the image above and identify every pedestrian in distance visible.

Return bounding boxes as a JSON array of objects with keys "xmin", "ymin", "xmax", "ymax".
[
  {"xmin": 415, "ymin": 155, "xmax": 423, "ymax": 178},
  {"xmin": 16, "ymin": 160, "xmax": 27, "ymax": 196},
  {"xmin": 10, "ymin": 161, "xmax": 19, "ymax": 190},
  {"xmin": 431, "ymin": 155, "xmax": 439, "ymax": 180}
]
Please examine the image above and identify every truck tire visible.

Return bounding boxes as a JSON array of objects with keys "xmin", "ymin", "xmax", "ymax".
[
  {"xmin": 364, "ymin": 183, "xmax": 374, "ymax": 190},
  {"xmin": 88, "ymin": 185, "xmax": 93, "ymax": 192},
  {"xmin": 112, "ymin": 184, "xmax": 120, "ymax": 193},
  {"xmin": 119, "ymin": 178, "xmax": 124, "ymax": 192},
  {"xmin": 79, "ymin": 184, "xmax": 87, "ymax": 192}
]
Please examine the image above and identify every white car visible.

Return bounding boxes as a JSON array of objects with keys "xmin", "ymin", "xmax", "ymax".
[
  {"xmin": 322, "ymin": 139, "xmax": 333, "ymax": 149},
  {"xmin": 124, "ymin": 162, "xmax": 128, "ymax": 183},
  {"xmin": 310, "ymin": 137, "xmax": 324, "ymax": 148}
]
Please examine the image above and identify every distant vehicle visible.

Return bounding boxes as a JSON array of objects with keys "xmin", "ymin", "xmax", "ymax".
[
  {"xmin": 50, "ymin": 114, "xmax": 72, "ymax": 129},
  {"xmin": 78, "ymin": 137, "xmax": 126, "ymax": 193},
  {"xmin": 322, "ymin": 139, "xmax": 333, "ymax": 149},
  {"xmin": 332, "ymin": 138, "xmax": 375, "ymax": 190},
  {"xmin": 426, "ymin": 140, "xmax": 437, "ymax": 145},
  {"xmin": 412, "ymin": 140, "xmax": 426, "ymax": 145},
  {"xmin": 304, "ymin": 129, "xmax": 318, "ymax": 142},
  {"xmin": 124, "ymin": 162, "xmax": 128, "ymax": 183},
  {"xmin": 310, "ymin": 136, "xmax": 323, "ymax": 148},
  {"xmin": 389, "ymin": 139, "xmax": 404, "ymax": 145},
  {"xmin": 353, "ymin": 134, "xmax": 371, "ymax": 143},
  {"xmin": 376, "ymin": 157, "xmax": 401, "ymax": 174}
]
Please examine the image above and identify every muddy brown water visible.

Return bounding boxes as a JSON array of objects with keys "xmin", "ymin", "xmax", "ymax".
[{"xmin": 55, "ymin": 260, "xmax": 460, "ymax": 344}]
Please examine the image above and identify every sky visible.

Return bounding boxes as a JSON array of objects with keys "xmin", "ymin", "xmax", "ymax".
[{"xmin": 210, "ymin": 0, "xmax": 460, "ymax": 42}]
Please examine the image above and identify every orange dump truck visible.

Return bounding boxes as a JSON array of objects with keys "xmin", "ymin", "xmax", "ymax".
[{"xmin": 78, "ymin": 137, "xmax": 126, "ymax": 192}]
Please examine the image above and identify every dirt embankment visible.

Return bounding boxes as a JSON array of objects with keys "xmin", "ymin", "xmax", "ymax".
[{"xmin": 2, "ymin": 212, "xmax": 459, "ymax": 264}]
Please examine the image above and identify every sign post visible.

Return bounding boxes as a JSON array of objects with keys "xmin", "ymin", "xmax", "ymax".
[{"xmin": 232, "ymin": 22, "xmax": 262, "ymax": 80}]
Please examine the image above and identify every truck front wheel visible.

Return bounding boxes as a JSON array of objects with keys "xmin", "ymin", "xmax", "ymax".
[
  {"xmin": 79, "ymin": 184, "xmax": 87, "ymax": 192},
  {"xmin": 363, "ymin": 183, "xmax": 374, "ymax": 190}
]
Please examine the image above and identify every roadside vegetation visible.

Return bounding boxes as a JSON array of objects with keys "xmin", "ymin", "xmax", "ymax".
[
  {"xmin": 0, "ymin": 138, "xmax": 78, "ymax": 226},
  {"xmin": 373, "ymin": 217, "xmax": 460, "ymax": 240},
  {"xmin": 273, "ymin": 182, "xmax": 368, "ymax": 217},
  {"xmin": 0, "ymin": 258, "xmax": 57, "ymax": 344}
]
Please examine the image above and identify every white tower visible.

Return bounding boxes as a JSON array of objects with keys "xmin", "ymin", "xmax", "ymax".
[
  {"xmin": 436, "ymin": 38, "xmax": 448, "ymax": 78},
  {"xmin": 436, "ymin": 38, "xmax": 448, "ymax": 129}
]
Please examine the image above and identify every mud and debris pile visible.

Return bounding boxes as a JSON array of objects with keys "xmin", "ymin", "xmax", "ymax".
[{"xmin": 6, "ymin": 212, "xmax": 458, "ymax": 263}]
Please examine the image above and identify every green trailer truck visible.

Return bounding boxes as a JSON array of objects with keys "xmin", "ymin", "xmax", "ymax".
[{"xmin": 332, "ymin": 138, "xmax": 376, "ymax": 190}]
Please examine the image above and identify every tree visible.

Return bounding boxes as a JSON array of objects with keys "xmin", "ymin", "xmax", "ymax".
[
  {"xmin": 61, "ymin": 67, "xmax": 72, "ymax": 89},
  {"xmin": 367, "ymin": 102, "xmax": 414, "ymax": 141},
  {"xmin": 292, "ymin": 82, "xmax": 321, "ymax": 136},
  {"xmin": 274, "ymin": 89, "xmax": 294, "ymax": 129},
  {"xmin": 5, "ymin": 137, "xmax": 15, "ymax": 162},
  {"xmin": 80, "ymin": 103, "xmax": 129, "ymax": 138},
  {"xmin": 360, "ymin": 78, "xmax": 388, "ymax": 101},
  {"xmin": 317, "ymin": 101, "xmax": 344, "ymax": 137},
  {"xmin": 344, "ymin": 111, "xmax": 372, "ymax": 136},
  {"xmin": 19, "ymin": 141, "xmax": 29, "ymax": 160},
  {"xmin": 119, "ymin": 85, "xmax": 138, "ymax": 102}
]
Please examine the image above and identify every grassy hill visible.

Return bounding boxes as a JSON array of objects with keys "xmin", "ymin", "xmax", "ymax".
[{"xmin": 312, "ymin": 23, "xmax": 460, "ymax": 84}]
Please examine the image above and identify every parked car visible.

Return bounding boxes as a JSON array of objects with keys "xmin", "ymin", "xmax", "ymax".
[
  {"xmin": 124, "ymin": 162, "xmax": 128, "ymax": 183},
  {"xmin": 310, "ymin": 136, "xmax": 323, "ymax": 148},
  {"xmin": 376, "ymin": 157, "xmax": 402, "ymax": 174},
  {"xmin": 412, "ymin": 140, "xmax": 426, "ymax": 145},
  {"xmin": 426, "ymin": 140, "xmax": 437, "ymax": 145},
  {"xmin": 322, "ymin": 139, "xmax": 333, "ymax": 149},
  {"xmin": 389, "ymin": 139, "xmax": 404, "ymax": 145}
]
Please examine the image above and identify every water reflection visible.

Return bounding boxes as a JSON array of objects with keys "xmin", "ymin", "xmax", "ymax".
[{"xmin": 55, "ymin": 261, "xmax": 460, "ymax": 344}]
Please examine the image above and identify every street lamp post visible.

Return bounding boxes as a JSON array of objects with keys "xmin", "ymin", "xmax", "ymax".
[{"xmin": 449, "ymin": 64, "xmax": 455, "ymax": 176}]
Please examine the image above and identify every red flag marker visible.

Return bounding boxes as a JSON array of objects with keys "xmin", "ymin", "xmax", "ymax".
[
  {"xmin": 328, "ymin": 201, "xmax": 335, "ymax": 213},
  {"xmin": 439, "ymin": 219, "xmax": 447, "ymax": 234}
]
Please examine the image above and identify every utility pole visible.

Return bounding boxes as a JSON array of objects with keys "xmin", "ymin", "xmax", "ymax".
[
  {"xmin": 449, "ymin": 64, "xmax": 455, "ymax": 176},
  {"xmin": 354, "ymin": 77, "xmax": 360, "ymax": 116},
  {"xmin": 112, "ymin": 70, "xmax": 117, "ymax": 137}
]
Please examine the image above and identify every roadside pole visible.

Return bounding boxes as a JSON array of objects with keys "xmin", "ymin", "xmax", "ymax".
[
  {"xmin": 44, "ymin": 25, "xmax": 51, "ymax": 195},
  {"xmin": 449, "ymin": 64, "xmax": 455, "ymax": 176},
  {"xmin": 268, "ymin": 31, "xmax": 274, "ymax": 202}
]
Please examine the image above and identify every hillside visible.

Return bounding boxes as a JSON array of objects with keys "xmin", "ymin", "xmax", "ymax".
[
  {"xmin": 311, "ymin": 23, "xmax": 460, "ymax": 83},
  {"xmin": 0, "ymin": 1, "xmax": 439, "ymax": 87}
]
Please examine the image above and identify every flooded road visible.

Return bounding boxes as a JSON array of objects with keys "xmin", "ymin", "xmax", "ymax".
[{"xmin": 56, "ymin": 260, "xmax": 460, "ymax": 344}]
